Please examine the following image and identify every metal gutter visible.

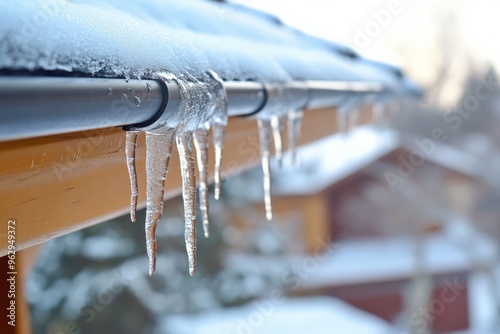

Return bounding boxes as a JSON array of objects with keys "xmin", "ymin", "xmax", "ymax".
[{"xmin": 0, "ymin": 76, "xmax": 399, "ymax": 142}]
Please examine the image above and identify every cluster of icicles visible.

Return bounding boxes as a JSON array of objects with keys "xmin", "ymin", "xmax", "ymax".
[{"xmin": 124, "ymin": 71, "xmax": 304, "ymax": 277}]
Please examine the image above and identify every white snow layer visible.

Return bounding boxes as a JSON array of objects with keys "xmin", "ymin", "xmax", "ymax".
[
  {"xmin": 300, "ymin": 231, "xmax": 497, "ymax": 289},
  {"xmin": 161, "ymin": 296, "xmax": 392, "ymax": 334},
  {"xmin": 273, "ymin": 126, "xmax": 400, "ymax": 196},
  {"xmin": 0, "ymin": 0, "xmax": 398, "ymax": 84}
]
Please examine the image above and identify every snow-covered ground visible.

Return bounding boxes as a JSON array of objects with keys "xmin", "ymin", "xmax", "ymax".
[
  {"xmin": 166, "ymin": 253, "xmax": 500, "ymax": 334},
  {"xmin": 159, "ymin": 296, "xmax": 393, "ymax": 334}
]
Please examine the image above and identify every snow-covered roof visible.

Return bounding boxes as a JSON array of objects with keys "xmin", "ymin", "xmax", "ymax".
[
  {"xmin": 423, "ymin": 143, "xmax": 482, "ymax": 179},
  {"xmin": 0, "ymin": 0, "xmax": 414, "ymax": 92},
  {"xmin": 160, "ymin": 296, "xmax": 392, "ymax": 334},
  {"xmin": 301, "ymin": 229, "xmax": 497, "ymax": 289},
  {"xmin": 273, "ymin": 126, "xmax": 400, "ymax": 196}
]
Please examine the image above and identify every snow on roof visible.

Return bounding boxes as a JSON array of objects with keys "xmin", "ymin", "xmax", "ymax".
[
  {"xmin": 301, "ymin": 229, "xmax": 497, "ymax": 289},
  {"xmin": 424, "ymin": 142, "xmax": 482, "ymax": 179},
  {"xmin": 160, "ymin": 296, "xmax": 392, "ymax": 334},
  {"xmin": 0, "ymin": 0, "xmax": 407, "ymax": 88},
  {"xmin": 273, "ymin": 126, "xmax": 400, "ymax": 196}
]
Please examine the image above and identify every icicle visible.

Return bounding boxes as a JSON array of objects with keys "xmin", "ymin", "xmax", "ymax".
[
  {"xmin": 373, "ymin": 103, "xmax": 384, "ymax": 124},
  {"xmin": 188, "ymin": 70, "xmax": 228, "ymax": 240},
  {"xmin": 257, "ymin": 118, "xmax": 273, "ymax": 221},
  {"xmin": 170, "ymin": 74, "xmax": 205, "ymax": 276},
  {"xmin": 338, "ymin": 107, "xmax": 349, "ymax": 134},
  {"xmin": 193, "ymin": 127, "xmax": 210, "ymax": 238},
  {"xmin": 348, "ymin": 107, "xmax": 360, "ymax": 133},
  {"xmin": 176, "ymin": 132, "xmax": 197, "ymax": 276},
  {"xmin": 138, "ymin": 71, "xmax": 228, "ymax": 276},
  {"xmin": 389, "ymin": 101, "xmax": 401, "ymax": 118},
  {"xmin": 270, "ymin": 115, "xmax": 284, "ymax": 168},
  {"xmin": 145, "ymin": 127, "xmax": 176, "ymax": 276},
  {"xmin": 125, "ymin": 131, "xmax": 139, "ymax": 222},
  {"xmin": 207, "ymin": 70, "xmax": 228, "ymax": 200},
  {"xmin": 287, "ymin": 110, "xmax": 303, "ymax": 166},
  {"xmin": 338, "ymin": 96, "xmax": 361, "ymax": 134},
  {"xmin": 212, "ymin": 123, "xmax": 225, "ymax": 200}
]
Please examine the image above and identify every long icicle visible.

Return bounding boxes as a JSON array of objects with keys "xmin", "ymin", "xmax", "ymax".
[
  {"xmin": 287, "ymin": 110, "xmax": 303, "ymax": 166},
  {"xmin": 257, "ymin": 118, "xmax": 273, "ymax": 221},
  {"xmin": 193, "ymin": 127, "xmax": 210, "ymax": 238},
  {"xmin": 373, "ymin": 103, "xmax": 386, "ymax": 124},
  {"xmin": 207, "ymin": 70, "xmax": 228, "ymax": 201},
  {"xmin": 145, "ymin": 127, "xmax": 176, "ymax": 276},
  {"xmin": 270, "ymin": 115, "xmax": 284, "ymax": 168},
  {"xmin": 338, "ymin": 96, "xmax": 361, "ymax": 134},
  {"xmin": 338, "ymin": 106, "xmax": 349, "ymax": 134},
  {"xmin": 125, "ymin": 131, "xmax": 140, "ymax": 222},
  {"xmin": 348, "ymin": 107, "xmax": 360, "ymax": 133},
  {"xmin": 176, "ymin": 131, "xmax": 197, "ymax": 276},
  {"xmin": 212, "ymin": 123, "xmax": 225, "ymax": 200}
]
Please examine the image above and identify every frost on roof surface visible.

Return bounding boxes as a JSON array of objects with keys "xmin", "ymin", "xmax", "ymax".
[{"xmin": 0, "ymin": 0, "xmax": 405, "ymax": 85}]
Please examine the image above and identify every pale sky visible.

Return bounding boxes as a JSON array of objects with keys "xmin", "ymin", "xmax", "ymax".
[{"xmin": 238, "ymin": 0, "xmax": 500, "ymax": 107}]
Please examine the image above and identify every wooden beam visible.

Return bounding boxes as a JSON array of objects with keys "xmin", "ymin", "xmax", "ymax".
[{"xmin": 0, "ymin": 107, "xmax": 373, "ymax": 255}]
